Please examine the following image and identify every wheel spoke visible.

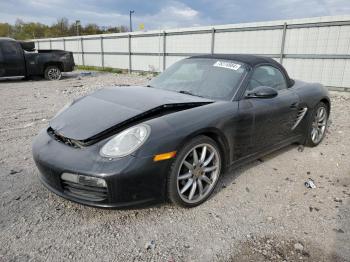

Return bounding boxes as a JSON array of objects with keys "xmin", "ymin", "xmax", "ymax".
[
  {"xmin": 188, "ymin": 180, "xmax": 197, "ymax": 200},
  {"xmin": 183, "ymin": 161, "xmax": 194, "ymax": 171},
  {"xmin": 318, "ymin": 113, "xmax": 325, "ymax": 121},
  {"xmin": 200, "ymin": 146, "xmax": 207, "ymax": 163},
  {"xmin": 178, "ymin": 172, "xmax": 192, "ymax": 180},
  {"xmin": 203, "ymin": 152, "xmax": 215, "ymax": 167},
  {"xmin": 180, "ymin": 179, "xmax": 193, "ymax": 194},
  {"xmin": 193, "ymin": 149, "xmax": 199, "ymax": 165},
  {"xmin": 198, "ymin": 179, "xmax": 204, "ymax": 196},
  {"xmin": 200, "ymin": 175, "xmax": 212, "ymax": 185},
  {"xmin": 204, "ymin": 165, "xmax": 218, "ymax": 173},
  {"xmin": 318, "ymin": 108, "xmax": 326, "ymax": 121},
  {"xmin": 311, "ymin": 128, "xmax": 317, "ymax": 141},
  {"xmin": 316, "ymin": 128, "xmax": 322, "ymax": 141}
]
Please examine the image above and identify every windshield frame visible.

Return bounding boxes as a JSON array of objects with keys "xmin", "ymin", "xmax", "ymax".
[{"xmin": 149, "ymin": 57, "xmax": 249, "ymax": 101}]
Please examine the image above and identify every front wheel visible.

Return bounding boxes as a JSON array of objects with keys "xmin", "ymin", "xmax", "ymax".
[
  {"xmin": 167, "ymin": 136, "xmax": 222, "ymax": 208},
  {"xmin": 305, "ymin": 102, "xmax": 328, "ymax": 147},
  {"xmin": 44, "ymin": 66, "xmax": 62, "ymax": 80}
]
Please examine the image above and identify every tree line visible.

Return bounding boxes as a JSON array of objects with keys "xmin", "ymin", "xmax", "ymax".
[{"xmin": 0, "ymin": 18, "xmax": 128, "ymax": 40}]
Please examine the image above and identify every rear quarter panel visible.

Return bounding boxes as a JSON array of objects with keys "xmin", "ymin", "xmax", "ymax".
[{"xmin": 291, "ymin": 80, "xmax": 331, "ymax": 112}]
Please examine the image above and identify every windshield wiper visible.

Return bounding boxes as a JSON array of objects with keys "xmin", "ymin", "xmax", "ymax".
[{"xmin": 178, "ymin": 90, "xmax": 204, "ymax": 98}]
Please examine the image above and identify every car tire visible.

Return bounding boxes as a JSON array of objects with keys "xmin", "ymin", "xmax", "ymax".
[
  {"xmin": 304, "ymin": 102, "xmax": 329, "ymax": 147},
  {"xmin": 167, "ymin": 136, "xmax": 222, "ymax": 208},
  {"xmin": 44, "ymin": 66, "xmax": 62, "ymax": 80}
]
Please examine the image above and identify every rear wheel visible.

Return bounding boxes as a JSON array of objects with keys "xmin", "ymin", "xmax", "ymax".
[
  {"xmin": 305, "ymin": 102, "xmax": 328, "ymax": 147},
  {"xmin": 167, "ymin": 136, "xmax": 222, "ymax": 207},
  {"xmin": 44, "ymin": 66, "xmax": 62, "ymax": 80}
]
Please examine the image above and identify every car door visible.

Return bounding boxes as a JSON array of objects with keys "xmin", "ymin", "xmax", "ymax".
[
  {"xmin": 239, "ymin": 65, "xmax": 300, "ymax": 152},
  {"xmin": 0, "ymin": 41, "xmax": 26, "ymax": 77}
]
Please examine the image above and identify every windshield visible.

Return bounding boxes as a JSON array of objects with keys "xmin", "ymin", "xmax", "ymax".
[{"xmin": 149, "ymin": 58, "xmax": 247, "ymax": 100}]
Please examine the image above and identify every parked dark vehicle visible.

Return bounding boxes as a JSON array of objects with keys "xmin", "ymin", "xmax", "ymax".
[
  {"xmin": 32, "ymin": 54, "xmax": 330, "ymax": 208},
  {"xmin": 0, "ymin": 38, "xmax": 74, "ymax": 80}
]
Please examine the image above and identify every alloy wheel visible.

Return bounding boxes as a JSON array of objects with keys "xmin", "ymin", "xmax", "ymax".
[
  {"xmin": 311, "ymin": 106, "xmax": 327, "ymax": 144},
  {"xmin": 47, "ymin": 68, "xmax": 61, "ymax": 80},
  {"xmin": 177, "ymin": 143, "xmax": 221, "ymax": 204}
]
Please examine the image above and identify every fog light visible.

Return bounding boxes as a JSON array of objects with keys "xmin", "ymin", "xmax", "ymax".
[{"xmin": 61, "ymin": 173, "xmax": 107, "ymax": 188}]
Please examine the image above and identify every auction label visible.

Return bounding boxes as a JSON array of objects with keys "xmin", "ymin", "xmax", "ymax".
[{"xmin": 213, "ymin": 61, "xmax": 241, "ymax": 70}]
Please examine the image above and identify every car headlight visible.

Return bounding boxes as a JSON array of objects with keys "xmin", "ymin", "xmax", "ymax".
[{"xmin": 100, "ymin": 124, "xmax": 151, "ymax": 158}]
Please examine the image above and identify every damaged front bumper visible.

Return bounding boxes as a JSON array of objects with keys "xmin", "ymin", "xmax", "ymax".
[{"xmin": 32, "ymin": 129, "xmax": 170, "ymax": 208}]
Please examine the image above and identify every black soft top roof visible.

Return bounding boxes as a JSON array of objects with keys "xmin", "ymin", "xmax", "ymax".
[{"xmin": 189, "ymin": 54, "xmax": 293, "ymax": 86}]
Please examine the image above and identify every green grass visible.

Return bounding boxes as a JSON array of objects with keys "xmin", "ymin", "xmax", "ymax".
[
  {"xmin": 76, "ymin": 65, "xmax": 160, "ymax": 77},
  {"xmin": 76, "ymin": 65, "xmax": 124, "ymax": 74}
]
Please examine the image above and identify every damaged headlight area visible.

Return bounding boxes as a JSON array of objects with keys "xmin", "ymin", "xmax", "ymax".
[{"xmin": 100, "ymin": 124, "xmax": 151, "ymax": 158}]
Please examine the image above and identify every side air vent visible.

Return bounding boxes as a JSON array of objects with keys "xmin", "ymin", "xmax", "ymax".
[{"xmin": 292, "ymin": 107, "xmax": 308, "ymax": 130}]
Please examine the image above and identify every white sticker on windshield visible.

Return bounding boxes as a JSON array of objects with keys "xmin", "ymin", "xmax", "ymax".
[{"xmin": 213, "ymin": 61, "xmax": 241, "ymax": 70}]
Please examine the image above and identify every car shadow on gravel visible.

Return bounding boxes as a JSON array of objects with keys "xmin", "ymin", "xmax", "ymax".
[{"xmin": 214, "ymin": 144, "xmax": 297, "ymax": 197}]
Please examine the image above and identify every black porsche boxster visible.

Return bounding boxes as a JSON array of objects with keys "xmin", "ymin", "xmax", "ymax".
[{"xmin": 32, "ymin": 54, "xmax": 330, "ymax": 208}]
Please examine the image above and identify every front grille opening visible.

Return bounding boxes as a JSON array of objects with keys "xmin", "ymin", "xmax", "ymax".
[{"xmin": 61, "ymin": 173, "xmax": 108, "ymax": 202}]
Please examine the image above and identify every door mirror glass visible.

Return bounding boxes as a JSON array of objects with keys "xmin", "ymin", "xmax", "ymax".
[{"xmin": 245, "ymin": 86, "xmax": 278, "ymax": 99}]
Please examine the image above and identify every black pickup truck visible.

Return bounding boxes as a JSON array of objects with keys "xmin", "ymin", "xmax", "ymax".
[{"xmin": 0, "ymin": 38, "xmax": 75, "ymax": 80}]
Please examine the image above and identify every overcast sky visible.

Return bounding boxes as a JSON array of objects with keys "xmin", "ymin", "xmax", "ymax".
[{"xmin": 1, "ymin": 0, "xmax": 349, "ymax": 30}]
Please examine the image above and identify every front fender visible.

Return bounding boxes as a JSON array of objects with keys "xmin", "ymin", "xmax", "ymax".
[{"xmin": 135, "ymin": 101, "xmax": 238, "ymax": 166}]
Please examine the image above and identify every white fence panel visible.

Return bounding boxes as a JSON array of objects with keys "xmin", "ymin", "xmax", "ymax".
[
  {"xmin": 38, "ymin": 41, "xmax": 50, "ymax": 49},
  {"xmin": 51, "ymin": 40, "xmax": 64, "ymax": 50},
  {"xmin": 65, "ymin": 39, "xmax": 81, "ymax": 52},
  {"xmin": 73, "ymin": 53, "xmax": 83, "ymax": 65},
  {"xmin": 103, "ymin": 38, "xmax": 128, "ymax": 52},
  {"xmin": 131, "ymin": 55, "xmax": 163, "ymax": 72},
  {"xmin": 131, "ymin": 36, "xmax": 163, "ymax": 53},
  {"xmin": 215, "ymin": 30, "xmax": 282, "ymax": 54},
  {"xmin": 283, "ymin": 58, "xmax": 350, "ymax": 87},
  {"xmin": 104, "ymin": 54, "xmax": 129, "ymax": 69},
  {"xmin": 284, "ymin": 25, "xmax": 350, "ymax": 54},
  {"xmin": 84, "ymin": 54, "xmax": 102, "ymax": 67},
  {"xmin": 34, "ymin": 15, "xmax": 350, "ymax": 89},
  {"xmin": 83, "ymin": 38, "xmax": 101, "ymax": 52},
  {"xmin": 166, "ymin": 33, "xmax": 211, "ymax": 53}
]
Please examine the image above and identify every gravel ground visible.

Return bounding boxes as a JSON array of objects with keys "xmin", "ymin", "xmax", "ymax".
[{"xmin": 0, "ymin": 71, "xmax": 349, "ymax": 262}]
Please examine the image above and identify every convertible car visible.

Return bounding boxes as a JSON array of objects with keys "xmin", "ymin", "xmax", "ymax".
[{"xmin": 32, "ymin": 54, "xmax": 330, "ymax": 208}]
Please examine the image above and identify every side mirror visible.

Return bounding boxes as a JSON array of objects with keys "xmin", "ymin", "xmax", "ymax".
[{"xmin": 245, "ymin": 86, "xmax": 278, "ymax": 99}]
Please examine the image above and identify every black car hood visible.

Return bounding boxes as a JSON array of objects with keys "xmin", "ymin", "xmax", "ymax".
[{"xmin": 50, "ymin": 86, "xmax": 213, "ymax": 142}]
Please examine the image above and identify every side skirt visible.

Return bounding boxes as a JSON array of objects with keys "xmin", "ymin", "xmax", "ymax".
[{"xmin": 229, "ymin": 135, "xmax": 304, "ymax": 170}]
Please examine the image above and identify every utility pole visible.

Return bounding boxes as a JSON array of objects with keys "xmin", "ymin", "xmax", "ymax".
[
  {"xmin": 129, "ymin": 10, "xmax": 135, "ymax": 32},
  {"xmin": 76, "ymin": 20, "xmax": 81, "ymax": 36}
]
